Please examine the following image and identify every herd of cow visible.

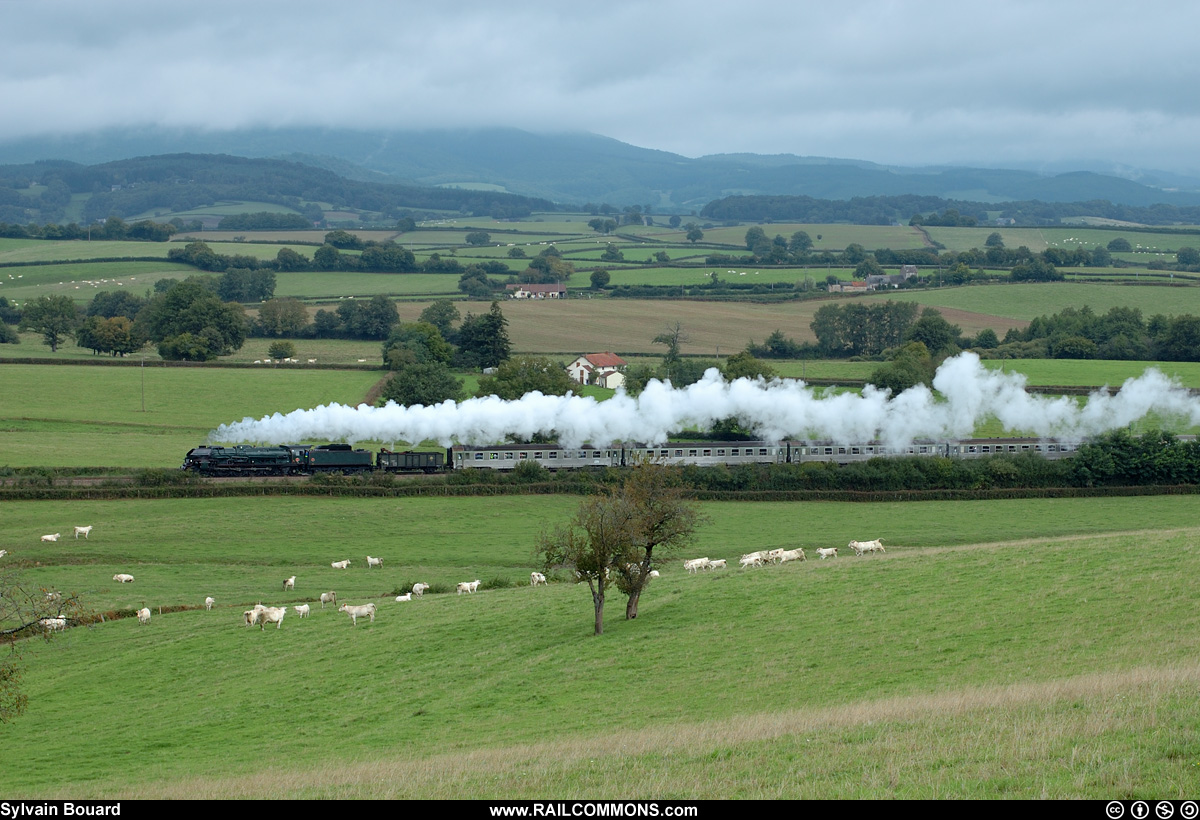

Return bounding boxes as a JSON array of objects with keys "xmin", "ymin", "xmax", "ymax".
[
  {"xmin": 22, "ymin": 523, "xmax": 890, "ymax": 636},
  {"xmin": 687, "ymin": 538, "xmax": 887, "ymax": 572}
]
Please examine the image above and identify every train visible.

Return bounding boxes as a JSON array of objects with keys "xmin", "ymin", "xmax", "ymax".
[{"xmin": 181, "ymin": 436, "xmax": 1083, "ymax": 476}]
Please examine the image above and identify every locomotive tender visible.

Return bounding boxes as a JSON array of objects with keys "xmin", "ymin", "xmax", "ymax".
[{"xmin": 183, "ymin": 437, "xmax": 1080, "ymax": 476}]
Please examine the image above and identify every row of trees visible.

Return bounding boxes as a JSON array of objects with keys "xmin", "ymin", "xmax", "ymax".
[
  {"xmin": 992, "ymin": 305, "xmax": 1200, "ymax": 362},
  {"xmin": 0, "ymin": 216, "xmax": 176, "ymax": 241}
]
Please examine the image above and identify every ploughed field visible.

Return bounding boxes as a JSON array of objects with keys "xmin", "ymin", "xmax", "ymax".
[{"xmin": 4, "ymin": 494, "xmax": 1200, "ymax": 797}]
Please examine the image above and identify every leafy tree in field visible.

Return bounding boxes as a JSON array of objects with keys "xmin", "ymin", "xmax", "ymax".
[
  {"xmin": 685, "ymin": 225, "xmax": 704, "ymax": 244},
  {"xmin": 379, "ymin": 361, "xmax": 464, "ymax": 407},
  {"xmin": 268, "ymin": 340, "xmax": 297, "ymax": 361},
  {"xmin": 324, "ymin": 230, "xmax": 363, "ymax": 250},
  {"xmin": 275, "ymin": 247, "xmax": 310, "ymax": 271},
  {"xmin": 382, "ymin": 322, "xmax": 454, "ymax": 369},
  {"xmin": 0, "ymin": 297, "xmax": 20, "ymax": 325},
  {"xmin": 0, "ymin": 322, "xmax": 18, "ymax": 345},
  {"xmin": 1178, "ymin": 247, "xmax": 1200, "ymax": 266},
  {"xmin": 135, "ymin": 280, "xmax": 247, "ymax": 360},
  {"xmin": 507, "ymin": 246, "xmax": 526, "ymax": 258},
  {"xmin": 841, "ymin": 243, "xmax": 868, "ymax": 265},
  {"xmin": 744, "ymin": 226, "xmax": 767, "ymax": 251},
  {"xmin": 720, "ymin": 351, "xmax": 776, "ymax": 381},
  {"xmin": 87, "ymin": 290, "xmax": 146, "ymax": 320},
  {"xmin": 1090, "ymin": 246, "xmax": 1112, "ymax": 267},
  {"xmin": 985, "ymin": 232, "xmax": 1005, "ymax": 248},
  {"xmin": 1050, "ymin": 335, "xmax": 1098, "ymax": 359},
  {"xmin": 335, "ymin": 295, "xmax": 399, "ymax": 340},
  {"xmin": 854, "ymin": 258, "xmax": 884, "ymax": 279},
  {"xmin": 590, "ymin": 269, "xmax": 611, "ymax": 289},
  {"xmin": 418, "ymin": 300, "xmax": 460, "ymax": 341},
  {"xmin": 1107, "ymin": 237, "xmax": 1132, "ymax": 252},
  {"xmin": 601, "ymin": 244, "xmax": 624, "ymax": 262},
  {"xmin": 18, "ymin": 295, "xmax": 78, "ymax": 352},
  {"xmin": 868, "ymin": 341, "xmax": 934, "ymax": 393},
  {"xmin": 789, "ymin": 231, "xmax": 813, "ymax": 253},
  {"xmin": 465, "ymin": 231, "xmax": 491, "ymax": 246},
  {"xmin": 653, "ymin": 321, "xmax": 688, "ymax": 375},
  {"xmin": 972, "ymin": 328, "xmax": 1000, "ymax": 349},
  {"xmin": 475, "ymin": 355, "xmax": 574, "ymax": 400},
  {"xmin": 905, "ymin": 307, "xmax": 962, "ymax": 355},
  {"xmin": 539, "ymin": 463, "xmax": 705, "ymax": 634},
  {"xmin": 1155, "ymin": 315, "xmax": 1200, "ymax": 361},
  {"xmin": 669, "ymin": 215, "xmax": 682, "ymax": 228},
  {"xmin": 313, "ymin": 244, "xmax": 341, "ymax": 270},
  {"xmin": 257, "ymin": 298, "xmax": 310, "ymax": 337},
  {"xmin": 218, "ymin": 268, "xmax": 276, "ymax": 302}
]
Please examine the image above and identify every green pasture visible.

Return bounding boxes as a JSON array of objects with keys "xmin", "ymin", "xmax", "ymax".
[
  {"xmin": 923, "ymin": 225, "xmax": 1200, "ymax": 255},
  {"xmin": 0, "ymin": 364, "xmax": 384, "ymax": 467},
  {"xmin": 0, "ymin": 239, "xmax": 173, "ymax": 263},
  {"xmin": 868, "ymin": 282, "xmax": 1200, "ymax": 321},
  {"xmin": 4, "ymin": 494, "xmax": 1199, "ymax": 796},
  {"xmin": 130, "ymin": 201, "xmax": 303, "ymax": 220},
  {"xmin": 0, "ymin": 262, "xmax": 183, "ymax": 304},
  {"xmin": 697, "ymin": 223, "xmax": 926, "ymax": 251},
  {"xmin": 272, "ymin": 271, "xmax": 460, "ymax": 299}
]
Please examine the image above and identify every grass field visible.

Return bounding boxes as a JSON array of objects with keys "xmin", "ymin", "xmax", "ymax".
[
  {"xmin": 866, "ymin": 282, "xmax": 1200, "ymax": 321},
  {"xmin": 4, "ymin": 494, "xmax": 1199, "ymax": 797},
  {"xmin": 0, "ymin": 365, "xmax": 385, "ymax": 467}
]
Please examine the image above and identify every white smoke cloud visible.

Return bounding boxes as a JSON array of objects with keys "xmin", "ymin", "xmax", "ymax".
[{"xmin": 210, "ymin": 353, "xmax": 1200, "ymax": 448}]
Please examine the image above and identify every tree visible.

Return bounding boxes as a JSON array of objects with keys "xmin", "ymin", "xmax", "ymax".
[
  {"xmin": 841, "ymin": 243, "xmax": 868, "ymax": 265},
  {"xmin": 378, "ymin": 361, "xmax": 464, "ymax": 406},
  {"xmin": 268, "ymin": 340, "xmax": 297, "ymax": 361},
  {"xmin": 905, "ymin": 308, "xmax": 962, "ymax": 355},
  {"xmin": 1177, "ymin": 247, "xmax": 1200, "ymax": 266},
  {"xmin": 985, "ymin": 232, "xmax": 1005, "ymax": 248},
  {"xmin": 744, "ymin": 226, "xmax": 767, "ymax": 251},
  {"xmin": 652, "ymin": 321, "xmax": 688, "ymax": 376},
  {"xmin": 600, "ymin": 244, "xmax": 624, "ymax": 262},
  {"xmin": 0, "ymin": 566, "xmax": 85, "ymax": 723},
  {"xmin": 18, "ymin": 295, "xmax": 78, "ymax": 352},
  {"xmin": 868, "ymin": 341, "xmax": 934, "ymax": 393},
  {"xmin": 256, "ymin": 298, "xmax": 310, "ymax": 337},
  {"xmin": 507, "ymin": 246, "xmax": 527, "ymax": 258},
  {"xmin": 685, "ymin": 225, "xmax": 704, "ymax": 244},
  {"xmin": 465, "ymin": 231, "xmax": 491, "ymax": 246},
  {"xmin": 539, "ymin": 463, "xmax": 705, "ymax": 634},
  {"xmin": 720, "ymin": 351, "xmax": 776, "ymax": 381},
  {"xmin": 418, "ymin": 299, "xmax": 460, "ymax": 340},
  {"xmin": 669, "ymin": 215, "xmax": 682, "ymax": 228},
  {"xmin": 789, "ymin": 231, "xmax": 813, "ymax": 253},
  {"xmin": 476, "ymin": 355, "xmax": 574, "ymax": 399},
  {"xmin": 382, "ymin": 322, "xmax": 453, "ymax": 369},
  {"xmin": 1107, "ymin": 237, "xmax": 1132, "ymax": 252},
  {"xmin": 456, "ymin": 301, "xmax": 511, "ymax": 369},
  {"xmin": 589, "ymin": 269, "xmax": 611, "ymax": 289},
  {"xmin": 135, "ymin": 280, "xmax": 247, "ymax": 359}
]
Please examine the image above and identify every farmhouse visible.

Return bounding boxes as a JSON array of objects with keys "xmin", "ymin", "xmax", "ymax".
[
  {"xmin": 505, "ymin": 283, "xmax": 565, "ymax": 299},
  {"xmin": 567, "ymin": 352, "xmax": 628, "ymax": 388}
]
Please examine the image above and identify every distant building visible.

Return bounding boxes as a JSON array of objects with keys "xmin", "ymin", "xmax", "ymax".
[
  {"xmin": 505, "ymin": 283, "xmax": 565, "ymax": 299},
  {"xmin": 567, "ymin": 352, "xmax": 628, "ymax": 389}
]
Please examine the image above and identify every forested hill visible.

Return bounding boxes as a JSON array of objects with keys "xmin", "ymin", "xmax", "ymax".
[
  {"xmin": 2, "ymin": 126, "xmax": 1200, "ymax": 211},
  {"xmin": 701, "ymin": 193, "xmax": 1200, "ymax": 227},
  {"xmin": 0, "ymin": 153, "xmax": 556, "ymax": 225}
]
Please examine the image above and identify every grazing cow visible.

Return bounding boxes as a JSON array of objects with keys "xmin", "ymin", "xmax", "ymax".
[
  {"xmin": 648, "ymin": 570, "xmax": 660, "ymax": 578},
  {"xmin": 684, "ymin": 558, "xmax": 710, "ymax": 574},
  {"xmin": 73, "ymin": 526, "xmax": 93, "ymax": 539},
  {"xmin": 366, "ymin": 556, "xmax": 383, "ymax": 568},
  {"xmin": 779, "ymin": 548, "xmax": 806, "ymax": 563},
  {"xmin": 204, "ymin": 596, "xmax": 215, "ymax": 610},
  {"xmin": 283, "ymin": 575, "xmax": 296, "ymax": 591},
  {"xmin": 395, "ymin": 593, "xmax": 412, "ymax": 602},
  {"xmin": 244, "ymin": 608, "xmax": 263, "ymax": 627},
  {"xmin": 707, "ymin": 559, "xmax": 727, "ymax": 570},
  {"xmin": 816, "ymin": 547, "xmax": 839, "ymax": 560},
  {"xmin": 457, "ymin": 580, "xmax": 481, "ymax": 594},
  {"xmin": 40, "ymin": 533, "xmax": 61, "ymax": 542},
  {"xmin": 411, "ymin": 583, "xmax": 430, "ymax": 598},
  {"xmin": 338, "ymin": 603, "xmax": 376, "ymax": 625},
  {"xmin": 258, "ymin": 606, "xmax": 287, "ymax": 630},
  {"xmin": 530, "ymin": 572, "xmax": 547, "ymax": 586},
  {"xmin": 766, "ymin": 549, "xmax": 786, "ymax": 564},
  {"xmin": 0, "ymin": 550, "xmax": 7, "ymax": 558},
  {"xmin": 293, "ymin": 604, "xmax": 311, "ymax": 618},
  {"xmin": 136, "ymin": 607, "xmax": 151, "ymax": 625},
  {"xmin": 39, "ymin": 617, "xmax": 67, "ymax": 632},
  {"xmin": 319, "ymin": 591, "xmax": 337, "ymax": 608},
  {"xmin": 331, "ymin": 560, "xmax": 351, "ymax": 570},
  {"xmin": 739, "ymin": 554, "xmax": 764, "ymax": 569},
  {"xmin": 113, "ymin": 574, "xmax": 135, "ymax": 583}
]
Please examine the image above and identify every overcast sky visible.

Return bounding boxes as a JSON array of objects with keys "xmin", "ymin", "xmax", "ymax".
[{"xmin": 4, "ymin": 0, "xmax": 1198, "ymax": 172}]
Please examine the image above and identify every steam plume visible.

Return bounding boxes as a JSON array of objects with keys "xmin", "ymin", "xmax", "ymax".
[{"xmin": 210, "ymin": 353, "xmax": 1200, "ymax": 448}]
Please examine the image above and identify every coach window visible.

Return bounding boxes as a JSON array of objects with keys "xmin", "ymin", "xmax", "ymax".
[
  {"xmin": 823, "ymin": 448, "xmax": 832, "ymax": 455},
  {"xmin": 504, "ymin": 452, "xmax": 514, "ymax": 460},
  {"xmin": 731, "ymin": 448, "xmax": 740, "ymax": 456},
  {"xmin": 851, "ymin": 447, "xmax": 861, "ymax": 455},
  {"xmin": 534, "ymin": 452, "xmax": 543, "ymax": 459},
  {"xmin": 549, "ymin": 451, "xmax": 558, "ymax": 459},
  {"xmin": 981, "ymin": 446, "xmax": 991, "ymax": 453},
  {"xmin": 476, "ymin": 452, "xmax": 485, "ymax": 460},
  {"xmin": 716, "ymin": 449, "xmax": 725, "ymax": 456},
  {"xmin": 688, "ymin": 449, "xmax": 697, "ymax": 457},
  {"xmin": 592, "ymin": 451, "xmax": 601, "ymax": 458},
  {"xmin": 703, "ymin": 449, "xmax": 712, "ymax": 457}
]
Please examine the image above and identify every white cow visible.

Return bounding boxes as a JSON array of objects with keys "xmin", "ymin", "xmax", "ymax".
[
  {"xmin": 739, "ymin": 554, "xmax": 764, "ymax": 569},
  {"xmin": 293, "ymin": 604, "xmax": 310, "ymax": 618},
  {"xmin": 0, "ymin": 550, "xmax": 7, "ymax": 558},
  {"xmin": 244, "ymin": 607, "xmax": 264, "ymax": 627},
  {"xmin": 258, "ymin": 606, "xmax": 287, "ymax": 630},
  {"xmin": 779, "ymin": 548, "xmax": 806, "ymax": 563},
  {"xmin": 684, "ymin": 558, "xmax": 711, "ymax": 574},
  {"xmin": 766, "ymin": 549, "xmax": 786, "ymax": 564},
  {"xmin": 648, "ymin": 570, "xmax": 660, "ymax": 578},
  {"xmin": 816, "ymin": 547, "xmax": 839, "ymax": 560},
  {"xmin": 73, "ymin": 525, "xmax": 93, "ymax": 539},
  {"xmin": 283, "ymin": 575, "xmax": 296, "ymax": 591},
  {"xmin": 40, "ymin": 533, "xmax": 60, "ymax": 542},
  {"xmin": 366, "ymin": 556, "xmax": 383, "ymax": 568},
  {"xmin": 331, "ymin": 560, "xmax": 351, "ymax": 570},
  {"xmin": 204, "ymin": 596, "xmax": 215, "ymax": 610},
  {"xmin": 395, "ymin": 593, "xmax": 412, "ymax": 602},
  {"xmin": 530, "ymin": 572, "xmax": 547, "ymax": 586},
  {"xmin": 707, "ymin": 559, "xmax": 727, "ymax": 570},
  {"xmin": 113, "ymin": 574, "xmax": 135, "ymax": 583},
  {"xmin": 411, "ymin": 583, "xmax": 430, "ymax": 598},
  {"xmin": 136, "ymin": 607, "xmax": 151, "ymax": 625},
  {"xmin": 339, "ymin": 603, "xmax": 376, "ymax": 625},
  {"xmin": 320, "ymin": 591, "xmax": 337, "ymax": 608},
  {"xmin": 851, "ymin": 538, "xmax": 886, "ymax": 555},
  {"xmin": 40, "ymin": 617, "xmax": 67, "ymax": 632}
]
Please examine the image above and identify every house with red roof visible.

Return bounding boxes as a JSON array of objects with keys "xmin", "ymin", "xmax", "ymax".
[{"xmin": 567, "ymin": 352, "xmax": 628, "ymax": 389}]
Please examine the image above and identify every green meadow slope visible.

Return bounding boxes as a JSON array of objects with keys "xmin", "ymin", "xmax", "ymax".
[{"xmin": 3, "ymin": 495, "xmax": 1199, "ymax": 798}]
